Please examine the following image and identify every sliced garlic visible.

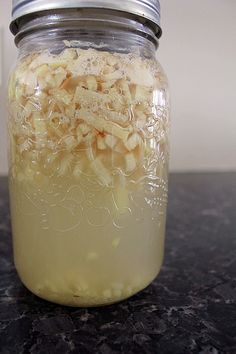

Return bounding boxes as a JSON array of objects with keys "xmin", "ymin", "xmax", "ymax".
[
  {"xmin": 113, "ymin": 141, "xmax": 127, "ymax": 154},
  {"xmin": 97, "ymin": 135, "xmax": 107, "ymax": 150},
  {"xmin": 130, "ymin": 85, "xmax": 152, "ymax": 103},
  {"xmin": 76, "ymin": 127, "xmax": 83, "ymax": 145},
  {"xmin": 85, "ymin": 76, "xmax": 98, "ymax": 91},
  {"xmin": 77, "ymin": 109, "xmax": 131, "ymax": 142},
  {"xmin": 84, "ymin": 131, "xmax": 96, "ymax": 145},
  {"xmin": 101, "ymin": 70, "xmax": 122, "ymax": 81},
  {"xmin": 32, "ymin": 112, "xmax": 47, "ymax": 135},
  {"xmin": 50, "ymin": 89, "xmax": 73, "ymax": 105},
  {"xmin": 73, "ymin": 161, "xmax": 83, "ymax": 178},
  {"xmin": 35, "ymin": 64, "xmax": 49, "ymax": 77},
  {"xmin": 18, "ymin": 139, "xmax": 31, "ymax": 153},
  {"xmin": 54, "ymin": 67, "xmax": 67, "ymax": 87},
  {"xmin": 9, "ymin": 46, "xmax": 168, "ymax": 189},
  {"xmin": 90, "ymin": 157, "xmax": 112, "ymax": 186},
  {"xmin": 63, "ymin": 136, "xmax": 77, "ymax": 151},
  {"xmin": 100, "ymin": 80, "xmax": 116, "ymax": 90},
  {"xmin": 79, "ymin": 123, "xmax": 91, "ymax": 136},
  {"xmin": 117, "ymin": 79, "xmax": 132, "ymax": 103},
  {"xmin": 57, "ymin": 154, "xmax": 74, "ymax": 176},
  {"xmin": 74, "ymin": 86, "xmax": 110, "ymax": 107},
  {"xmin": 105, "ymin": 134, "xmax": 118, "ymax": 149},
  {"xmin": 125, "ymin": 133, "xmax": 142, "ymax": 151},
  {"xmin": 125, "ymin": 152, "xmax": 137, "ymax": 173}
]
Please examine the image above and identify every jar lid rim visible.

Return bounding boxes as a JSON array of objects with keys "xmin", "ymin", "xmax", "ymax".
[{"xmin": 11, "ymin": 0, "xmax": 161, "ymax": 37}]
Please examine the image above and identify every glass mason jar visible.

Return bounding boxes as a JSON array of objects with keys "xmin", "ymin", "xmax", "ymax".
[{"xmin": 8, "ymin": 1, "xmax": 170, "ymax": 306}]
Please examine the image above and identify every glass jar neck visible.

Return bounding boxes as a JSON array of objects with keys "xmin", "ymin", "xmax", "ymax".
[{"xmin": 15, "ymin": 9, "xmax": 158, "ymax": 58}]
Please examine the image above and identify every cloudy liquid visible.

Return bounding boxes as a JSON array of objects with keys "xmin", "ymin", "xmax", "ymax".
[{"xmin": 10, "ymin": 174, "xmax": 166, "ymax": 306}]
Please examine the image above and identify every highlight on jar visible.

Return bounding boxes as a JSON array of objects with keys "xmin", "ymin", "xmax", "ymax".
[{"xmin": 8, "ymin": 45, "xmax": 169, "ymax": 306}]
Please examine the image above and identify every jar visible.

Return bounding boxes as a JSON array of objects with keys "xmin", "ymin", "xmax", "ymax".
[{"xmin": 8, "ymin": 0, "xmax": 170, "ymax": 307}]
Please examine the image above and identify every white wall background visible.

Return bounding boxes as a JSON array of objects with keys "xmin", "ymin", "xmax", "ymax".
[
  {"xmin": 0, "ymin": 0, "xmax": 17, "ymax": 175},
  {"xmin": 0, "ymin": 0, "xmax": 236, "ymax": 175},
  {"xmin": 159, "ymin": 0, "xmax": 236, "ymax": 172}
]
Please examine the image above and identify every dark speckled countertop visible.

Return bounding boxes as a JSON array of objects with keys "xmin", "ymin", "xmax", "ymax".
[{"xmin": 0, "ymin": 173, "xmax": 236, "ymax": 354}]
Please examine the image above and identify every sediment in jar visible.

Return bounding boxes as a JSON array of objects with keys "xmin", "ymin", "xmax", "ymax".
[{"xmin": 9, "ymin": 46, "xmax": 169, "ymax": 305}]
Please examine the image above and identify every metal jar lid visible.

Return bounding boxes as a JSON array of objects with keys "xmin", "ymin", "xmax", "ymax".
[{"xmin": 11, "ymin": 0, "xmax": 161, "ymax": 37}]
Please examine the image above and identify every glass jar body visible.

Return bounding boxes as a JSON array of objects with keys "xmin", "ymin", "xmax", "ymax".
[{"xmin": 8, "ymin": 17, "xmax": 170, "ymax": 306}]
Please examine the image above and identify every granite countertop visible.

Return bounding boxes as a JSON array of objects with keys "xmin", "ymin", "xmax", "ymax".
[{"xmin": 0, "ymin": 173, "xmax": 235, "ymax": 354}]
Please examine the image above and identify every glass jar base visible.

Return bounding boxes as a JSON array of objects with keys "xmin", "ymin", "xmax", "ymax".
[{"xmin": 16, "ymin": 269, "xmax": 161, "ymax": 307}]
